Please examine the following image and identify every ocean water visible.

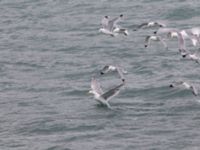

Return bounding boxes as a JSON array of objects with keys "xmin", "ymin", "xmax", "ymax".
[{"xmin": 1, "ymin": 0, "xmax": 200, "ymax": 149}]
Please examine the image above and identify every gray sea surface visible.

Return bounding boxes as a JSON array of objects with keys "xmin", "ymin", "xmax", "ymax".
[{"xmin": 1, "ymin": 0, "xmax": 200, "ymax": 150}]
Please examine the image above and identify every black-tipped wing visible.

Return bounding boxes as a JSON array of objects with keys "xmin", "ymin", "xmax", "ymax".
[
  {"xmin": 191, "ymin": 86, "xmax": 198, "ymax": 96},
  {"xmin": 101, "ymin": 16, "xmax": 109, "ymax": 28},
  {"xmin": 155, "ymin": 21, "xmax": 166, "ymax": 27},
  {"xmin": 101, "ymin": 83, "xmax": 124, "ymax": 101},
  {"xmin": 144, "ymin": 35, "xmax": 151, "ymax": 47},
  {"xmin": 137, "ymin": 22, "xmax": 148, "ymax": 29},
  {"xmin": 100, "ymin": 65, "xmax": 109, "ymax": 75},
  {"xmin": 116, "ymin": 66, "xmax": 125, "ymax": 81},
  {"xmin": 108, "ymin": 15, "xmax": 123, "ymax": 31},
  {"xmin": 155, "ymin": 28, "xmax": 178, "ymax": 35}
]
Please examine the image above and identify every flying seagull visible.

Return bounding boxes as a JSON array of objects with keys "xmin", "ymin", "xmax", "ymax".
[
  {"xmin": 167, "ymin": 29, "xmax": 200, "ymax": 47},
  {"xmin": 188, "ymin": 27, "xmax": 200, "ymax": 38},
  {"xmin": 89, "ymin": 77, "xmax": 125, "ymax": 108},
  {"xmin": 169, "ymin": 81, "xmax": 198, "ymax": 96},
  {"xmin": 99, "ymin": 14, "xmax": 129, "ymax": 37},
  {"xmin": 154, "ymin": 28, "xmax": 186, "ymax": 51},
  {"xmin": 181, "ymin": 50, "xmax": 200, "ymax": 64},
  {"xmin": 144, "ymin": 35, "xmax": 168, "ymax": 49},
  {"xmin": 184, "ymin": 27, "xmax": 200, "ymax": 46},
  {"xmin": 100, "ymin": 65, "xmax": 127, "ymax": 82},
  {"xmin": 133, "ymin": 21, "xmax": 166, "ymax": 31}
]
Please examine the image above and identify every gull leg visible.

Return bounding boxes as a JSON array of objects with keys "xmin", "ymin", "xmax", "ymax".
[{"xmin": 105, "ymin": 101, "xmax": 112, "ymax": 109}]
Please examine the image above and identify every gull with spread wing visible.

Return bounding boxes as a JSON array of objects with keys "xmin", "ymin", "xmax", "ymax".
[
  {"xmin": 100, "ymin": 65, "xmax": 127, "ymax": 82},
  {"xmin": 169, "ymin": 81, "xmax": 198, "ymax": 96},
  {"xmin": 144, "ymin": 35, "xmax": 168, "ymax": 49},
  {"xmin": 99, "ymin": 14, "xmax": 129, "ymax": 37},
  {"xmin": 181, "ymin": 49, "xmax": 200, "ymax": 64},
  {"xmin": 133, "ymin": 21, "xmax": 166, "ymax": 31},
  {"xmin": 89, "ymin": 77, "xmax": 125, "ymax": 108}
]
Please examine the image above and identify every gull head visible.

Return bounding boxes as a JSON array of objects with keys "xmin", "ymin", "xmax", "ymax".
[
  {"xmin": 182, "ymin": 54, "xmax": 187, "ymax": 58},
  {"xmin": 100, "ymin": 72, "xmax": 104, "ymax": 75},
  {"xmin": 124, "ymin": 30, "xmax": 129, "ymax": 36},
  {"xmin": 99, "ymin": 28, "xmax": 104, "ymax": 33},
  {"xmin": 88, "ymin": 90, "xmax": 94, "ymax": 95},
  {"xmin": 168, "ymin": 31, "xmax": 178, "ymax": 38}
]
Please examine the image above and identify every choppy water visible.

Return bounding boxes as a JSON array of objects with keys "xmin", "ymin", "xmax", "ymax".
[{"xmin": 1, "ymin": 0, "xmax": 200, "ymax": 150}]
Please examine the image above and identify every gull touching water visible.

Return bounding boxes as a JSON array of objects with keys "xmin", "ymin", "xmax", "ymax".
[
  {"xmin": 100, "ymin": 65, "xmax": 127, "ymax": 82},
  {"xmin": 169, "ymin": 81, "xmax": 198, "ymax": 96},
  {"xmin": 144, "ymin": 35, "xmax": 168, "ymax": 49},
  {"xmin": 89, "ymin": 77, "xmax": 125, "ymax": 108},
  {"xmin": 99, "ymin": 14, "xmax": 129, "ymax": 37}
]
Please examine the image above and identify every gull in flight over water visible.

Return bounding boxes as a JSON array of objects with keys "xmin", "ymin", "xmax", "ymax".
[
  {"xmin": 154, "ymin": 28, "xmax": 186, "ymax": 51},
  {"xmin": 184, "ymin": 27, "xmax": 200, "ymax": 46},
  {"xmin": 181, "ymin": 49, "xmax": 200, "ymax": 64},
  {"xmin": 167, "ymin": 29, "xmax": 200, "ymax": 47},
  {"xmin": 133, "ymin": 21, "xmax": 166, "ymax": 31},
  {"xmin": 89, "ymin": 77, "xmax": 125, "ymax": 108},
  {"xmin": 155, "ymin": 27, "xmax": 200, "ymax": 47},
  {"xmin": 99, "ymin": 14, "xmax": 129, "ymax": 37},
  {"xmin": 164, "ymin": 29, "xmax": 200, "ymax": 63},
  {"xmin": 100, "ymin": 65, "xmax": 127, "ymax": 82},
  {"xmin": 144, "ymin": 35, "xmax": 168, "ymax": 49},
  {"xmin": 169, "ymin": 81, "xmax": 198, "ymax": 96}
]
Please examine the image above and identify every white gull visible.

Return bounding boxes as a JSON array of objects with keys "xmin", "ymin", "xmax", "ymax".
[
  {"xmin": 89, "ymin": 77, "xmax": 125, "ymax": 108},
  {"xmin": 99, "ymin": 14, "xmax": 129, "ymax": 37}
]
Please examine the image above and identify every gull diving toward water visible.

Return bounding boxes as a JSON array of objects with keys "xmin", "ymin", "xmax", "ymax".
[
  {"xmin": 144, "ymin": 35, "xmax": 168, "ymax": 49},
  {"xmin": 89, "ymin": 77, "xmax": 125, "ymax": 108},
  {"xmin": 100, "ymin": 65, "xmax": 127, "ymax": 82},
  {"xmin": 133, "ymin": 21, "xmax": 166, "ymax": 31},
  {"xmin": 99, "ymin": 14, "xmax": 129, "ymax": 37},
  {"xmin": 169, "ymin": 81, "xmax": 198, "ymax": 96}
]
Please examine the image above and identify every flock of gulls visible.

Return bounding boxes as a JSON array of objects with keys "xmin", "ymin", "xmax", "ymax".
[{"xmin": 89, "ymin": 14, "xmax": 200, "ymax": 108}]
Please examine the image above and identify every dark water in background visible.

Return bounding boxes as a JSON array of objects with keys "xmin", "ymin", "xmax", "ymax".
[{"xmin": 1, "ymin": 0, "xmax": 200, "ymax": 149}]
